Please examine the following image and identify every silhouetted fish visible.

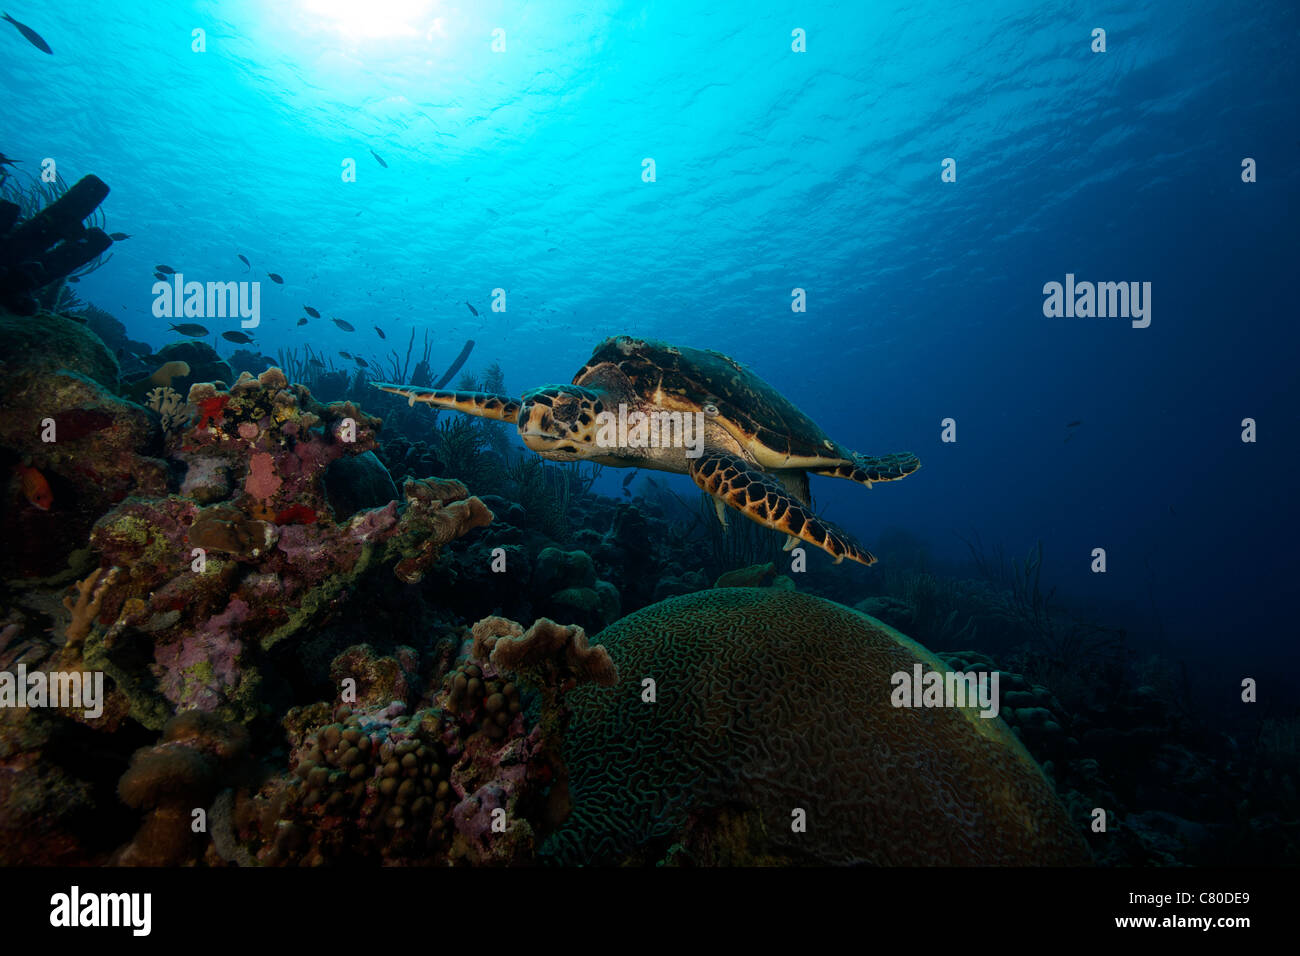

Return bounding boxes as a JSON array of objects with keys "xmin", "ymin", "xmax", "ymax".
[
  {"xmin": 622, "ymin": 470, "xmax": 638, "ymax": 488},
  {"xmin": 267, "ymin": 272, "xmax": 284, "ymax": 284},
  {"xmin": 156, "ymin": 264, "xmax": 176, "ymax": 275},
  {"xmin": 67, "ymin": 276, "xmax": 80, "ymax": 283},
  {"xmin": 339, "ymin": 351, "xmax": 352, "ymax": 360},
  {"xmin": 308, "ymin": 359, "xmax": 325, "ymax": 368},
  {"xmin": 237, "ymin": 254, "xmax": 250, "ymax": 271},
  {"xmin": 354, "ymin": 356, "xmax": 369, "ymax": 368},
  {"xmin": 108, "ymin": 232, "xmax": 130, "ymax": 241},
  {"xmin": 332, "ymin": 318, "xmax": 355, "ymax": 332},
  {"xmin": 370, "ymin": 149, "xmax": 388, "ymax": 168},
  {"xmin": 1066, "ymin": 420, "xmax": 1082, "ymax": 428},
  {"xmin": 297, "ymin": 317, "xmax": 308, "ymax": 326},
  {"xmin": 304, "ymin": 306, "xmax": 320, "ymax": 318},
  {"xmin": 153, "ymin": 271, "xmax": 167, "ymax": 281},
  {"xmin": 465, "ymin": 301, "xmax": 478, "ymax": 316},
  {"xmin": 0, "ymin": 152, "xmax": 19, "ymax": 170},
  {"xmin": 3, "ymin": 12, "xmax": 52, "ymax": 54},
  {"xmin": 374, "ymin": 326, "xmax": 385, "ymax": 339},
  {"xmin": 169, "ymin": 323, "xmax": 210, "ymax": 336},
  {"xmin": 222, "ymin": 331, "xmax": 254, "ymax": 344}
]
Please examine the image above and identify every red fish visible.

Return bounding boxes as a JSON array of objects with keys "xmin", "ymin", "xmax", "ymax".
[{"xmin": 16, "ymin": 464, "xmax": 53, "ymax": 510}]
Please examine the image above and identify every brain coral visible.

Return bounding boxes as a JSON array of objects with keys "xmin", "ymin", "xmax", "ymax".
[{"xmin": 542, "ymin": 587, "xmax": 1090, "ymax": 866}]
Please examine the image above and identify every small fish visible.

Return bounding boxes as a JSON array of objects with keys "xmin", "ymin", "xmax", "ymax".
[
  {"xmin": 1066, "ymin": 420, "xmax": 1082, "ymax": 428},
  {"xmin": 354, "ymin": 356, "xmax": 369, "ymax": 368},
  {"xmin": 3, "ymin": 12, "xmax": 52, "ymax": 55},
  {"xmin": 67, "ymin": 276, "xmax": 80, "ymax": 283},
  {"xmin": 308, "ymin": 358, "xmax": 325, "ymax": 368},
  {"xmin": 622, "ymin": 470, "xmax": 638, "ymax": 489},
  {"xmin": 222, "ymin": 331, "xmax": 254, "ymax": 344},
  {"xmin": 297, "ymin": 317, "xmax": 308, "ymax": 326},
  {"xmin": 370, "ymin": 149, "xmax": 388, "ymax": 168},
  {"xmin": 332, "ymin": 318, "xmax": 355, "ymax": 332},
  {"xmin": 169, "ymin": 322, "xmax": 210, "ymax": 336},
  {"xmin": 267, "ymin": 272, "xmax": 284, "ymax": 284},
  {"xmin": 304, "ymin": 306, "xmax": 320, "ymax": 318},
  {"xmin": 0, "ymin": 152, "xmax": 20, "ymax": 169},
  {"xmin": 237, "ymin": 254, "xmax": 250, "ymax": 271},
  {"xmin": 16, "ymin": 463, "xmax": 53, "ymax": 510},
  {"xmin": 153, "ymin": 271, "xmax": 167, "ymax": 281},
  {"xmin": 156, "ymin": 264, "xmax": 176, "ymax": 275},
  {"xmin": 338, "ymin": 351, "xmax": 352, "ymax": 360},
  {"xmin": 374, "ymin": 326, "xmax": 385, "ymax": 339},
  {"xmin": 108, "ymin": 232, "xmax": 130, "ymax": 241},
  {"xmin": 465, "ymin": 301, "xmax": 478, "ymax": 316}
]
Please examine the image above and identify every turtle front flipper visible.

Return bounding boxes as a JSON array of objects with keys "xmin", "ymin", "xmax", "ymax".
[
  {"xmin": 369, "ymin": 383, "xmax": 522, "ymax": 423},
  {"xmin": 815, "ymin": 451, "xmax": 920, "ymax": 488},
  {"xmin": 689, "ymin": 454, "xmax": 876, "ymax": 566}
]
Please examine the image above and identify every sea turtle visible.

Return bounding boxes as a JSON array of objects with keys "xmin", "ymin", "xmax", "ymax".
[{"xmin": 371, "ymin": 336, "xmax": 920, "ymax": 565}]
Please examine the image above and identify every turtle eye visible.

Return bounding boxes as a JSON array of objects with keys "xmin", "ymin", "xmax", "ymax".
[
  {"xmin": 552, "ymin": 397, "xmax": 579, "ymax": 424},
  {"xmin": 702, "ymin": 402, "xmax": 719, "ymax": 417}
]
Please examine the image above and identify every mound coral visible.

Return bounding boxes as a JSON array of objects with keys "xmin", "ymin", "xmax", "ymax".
[
  {"xmin": 116, "ymin": 710, "xmax": 250, "ymax": 866},
  {"xmin": 541, "ymin": 587, "xmax": 1091, "ymax": 866}
]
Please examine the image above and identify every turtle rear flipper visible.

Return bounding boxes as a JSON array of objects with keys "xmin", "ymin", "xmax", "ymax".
[
  {"xmin": 815, "ymin": 451, "xmax": 920, "ymax": 488},
  {"xmin": 689, "ymin": 454, "xmax": 876, "ymax": 566},
  {"xmin": 369, "ymin": 383, "xmax": 522, "ymax": 423}
]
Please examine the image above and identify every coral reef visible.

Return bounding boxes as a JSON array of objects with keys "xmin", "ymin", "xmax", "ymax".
[
  {"xmin": 69, "ymin": 368, "xmax": 493, "ymax": 727},
  {"xmin": 116, "ymin": 710, "xmax": 250, "ymax": 865},
  {"xmin": 211, "ymin": 619, "xmax": 606, "ymax": 866},
  {"xmin": 542, "ymin": 587, "xmax": 1090, "ymax": 866}
]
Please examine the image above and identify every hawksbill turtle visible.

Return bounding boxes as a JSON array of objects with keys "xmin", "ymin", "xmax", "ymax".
[{"xmin": 372, "ymin": 335, "xmax": 920, "ymax": 565}]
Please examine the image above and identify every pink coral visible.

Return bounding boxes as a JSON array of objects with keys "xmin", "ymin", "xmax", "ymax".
[{"xmin": 245, "ymin": 452, "xmax": 282, "ymax": 502}]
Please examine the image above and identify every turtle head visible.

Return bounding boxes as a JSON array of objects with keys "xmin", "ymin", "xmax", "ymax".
[{"xmin": 517, "ymin": 384, "xmax": 606, "ymax": 459}]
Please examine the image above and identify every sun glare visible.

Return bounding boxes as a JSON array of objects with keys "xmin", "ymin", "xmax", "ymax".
[{"xmin": 300, "ymin": 0, "xmax": 438, "ymax": 39}]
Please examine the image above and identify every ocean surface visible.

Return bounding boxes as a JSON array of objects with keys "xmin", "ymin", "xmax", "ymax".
[{"xmin": 4, "ymin": 2, "xmax": 1297, "ymax": 681}]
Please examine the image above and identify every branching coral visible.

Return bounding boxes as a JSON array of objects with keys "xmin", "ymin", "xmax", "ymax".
[
  {"xmin": 144, "ymin": 385, "xmax": 193, "ymax": 436},
  {"xmin": 63, "ymin": 565, "xmax": 119, "ymax": 646}
]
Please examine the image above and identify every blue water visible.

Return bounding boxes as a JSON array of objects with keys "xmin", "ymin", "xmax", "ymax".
[{"xmin": 4, "ymin": 1, "xmax": 1296, "ymax": 669}]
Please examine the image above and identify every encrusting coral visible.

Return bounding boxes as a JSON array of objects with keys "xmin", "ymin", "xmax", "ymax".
[
  {"xmin": 204, "ymin": 610, "xmax": 622, "ymax": 867},
  {"xmin": 69, "ymin": 368, "xmax": 495, "ymax": 727}
]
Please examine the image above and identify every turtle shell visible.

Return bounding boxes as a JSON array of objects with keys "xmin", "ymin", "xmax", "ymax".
[{"xmin": 574, "ymin": 336, "xmax": 850, "ymax": 468}]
